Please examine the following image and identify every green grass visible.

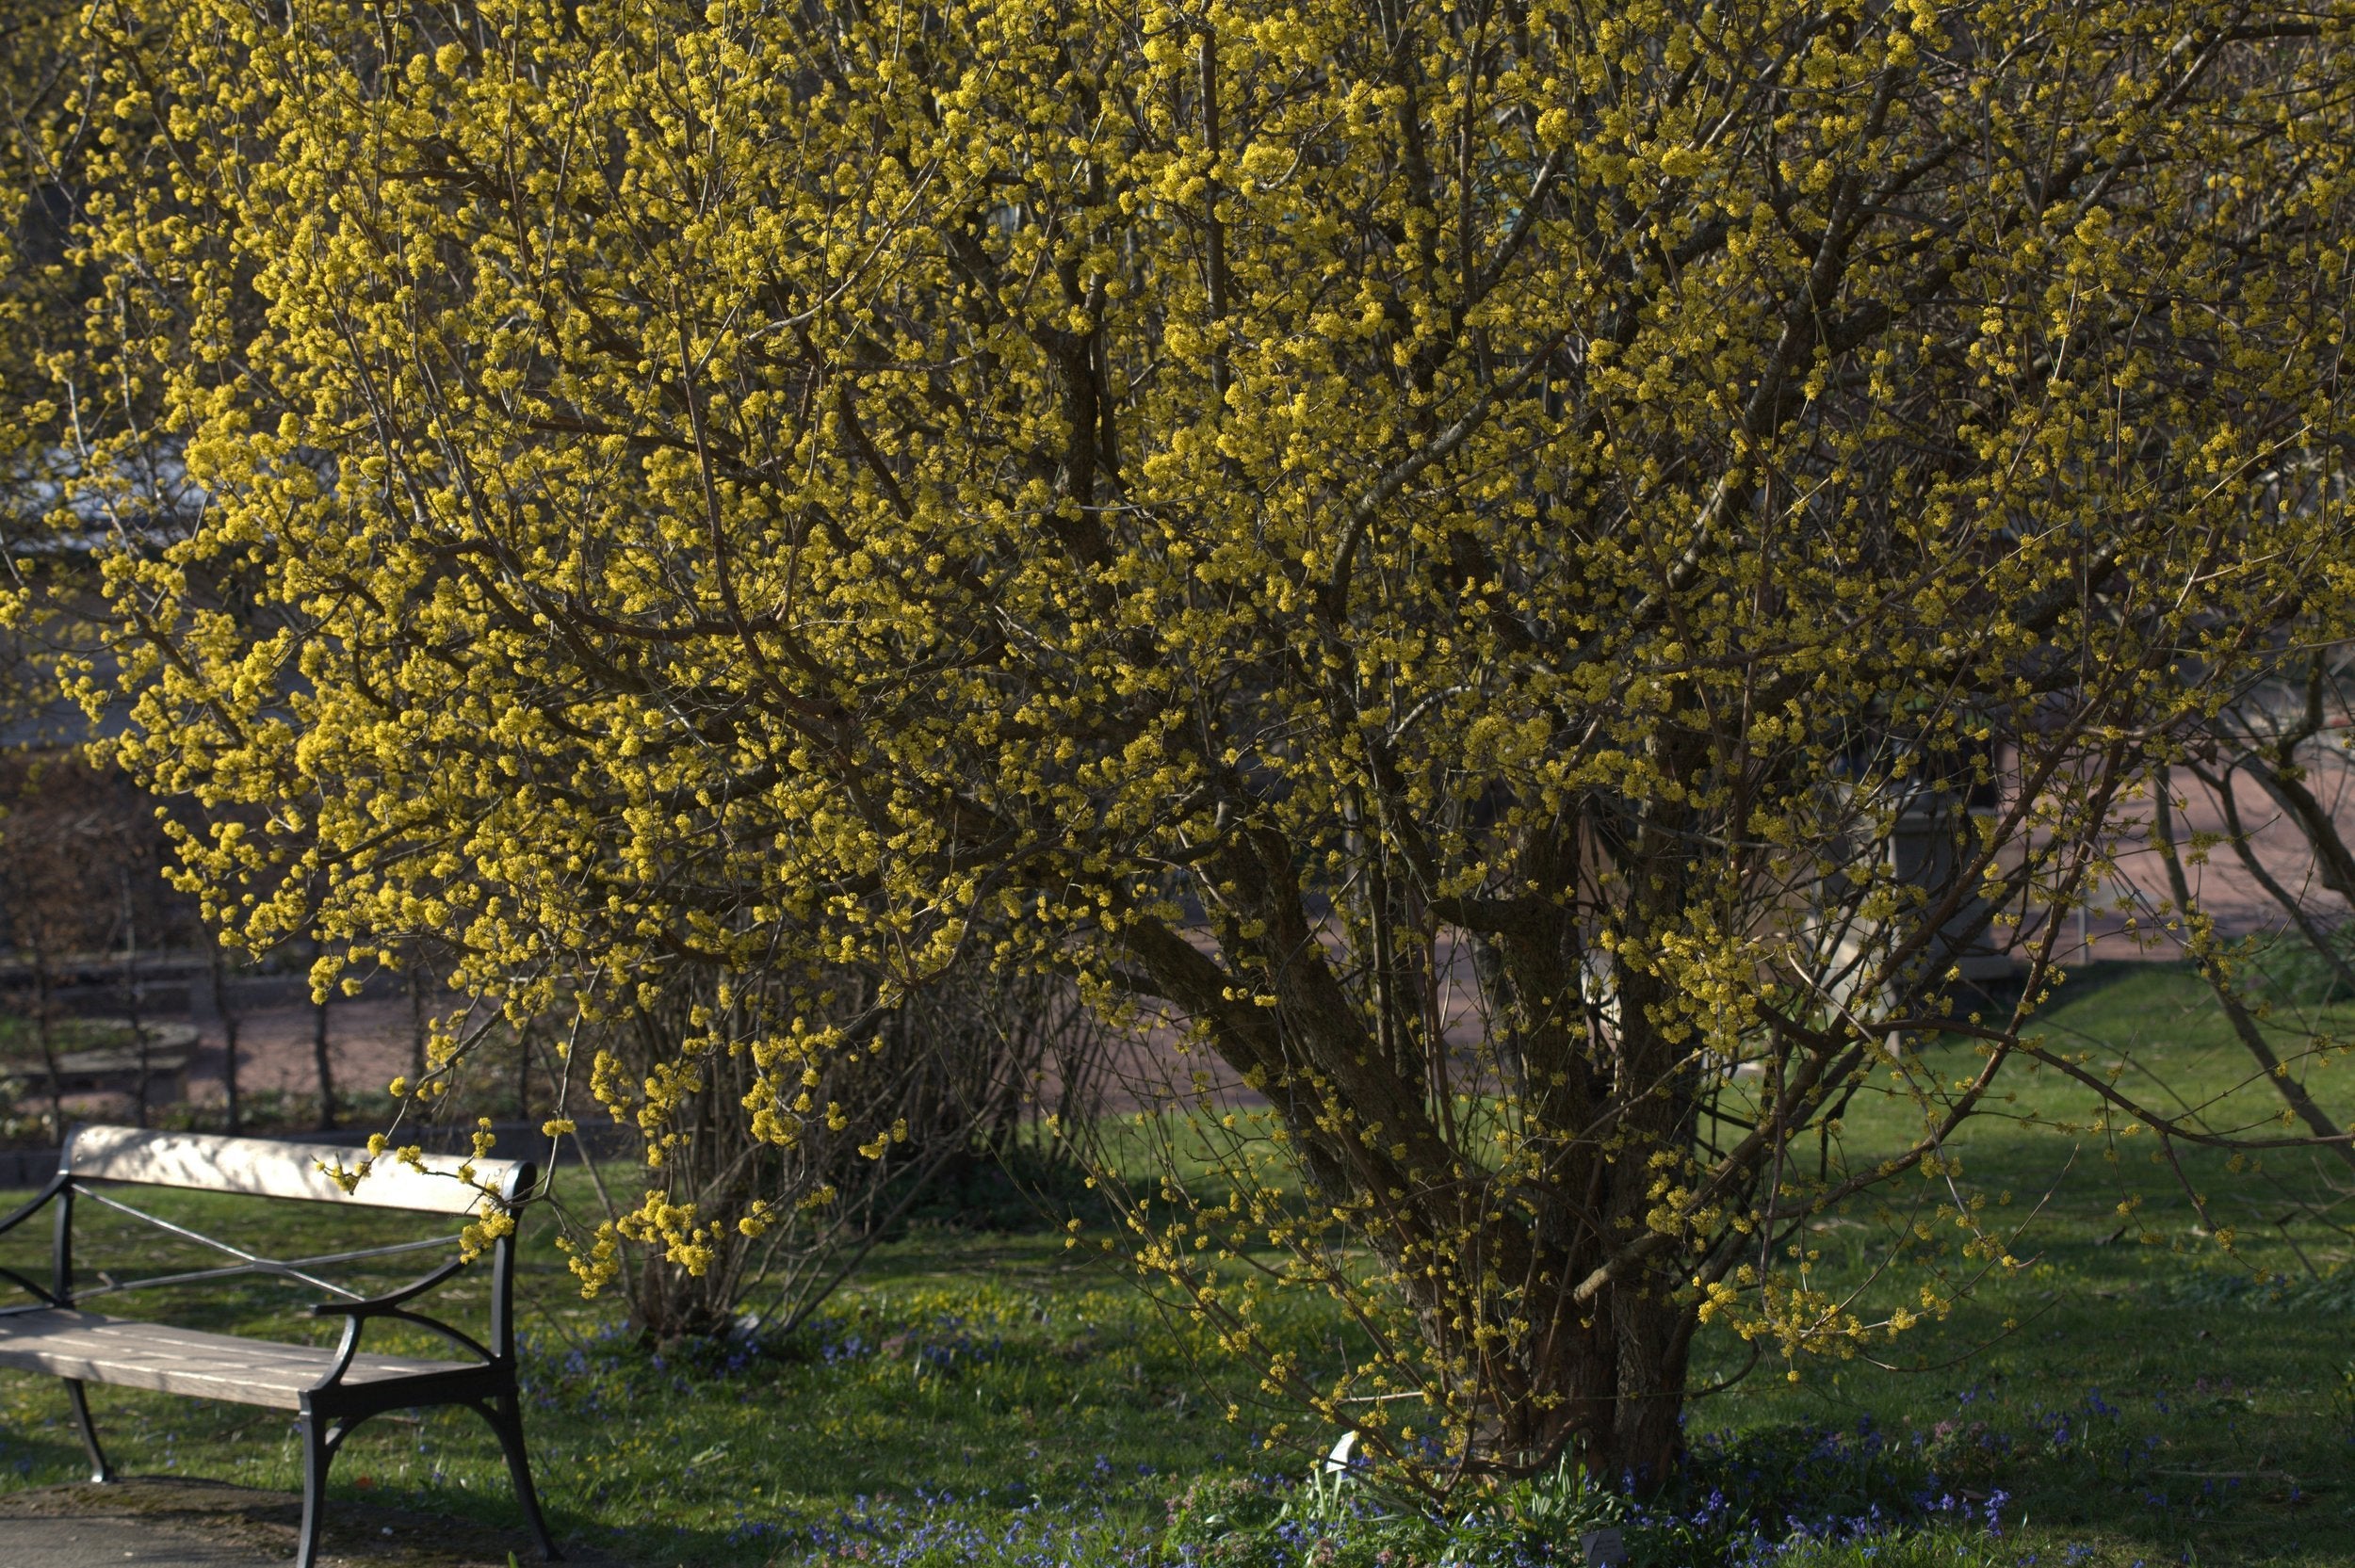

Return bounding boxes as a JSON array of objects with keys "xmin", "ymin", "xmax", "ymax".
[
  {"xmin": 0, "ymin": 1013, "xmax": 186, "ymax": 1091},
  {"xmin": 0, "ymin": 1014, "xmax": 142, "ymax": 1055},
  {"xmin": 0, "ymin": 962, "xmax": 2347, "ymax": 1566},
  {"xmin": 1684, "ymin": 962, "xmax": 2355, "ymax": 1567}
]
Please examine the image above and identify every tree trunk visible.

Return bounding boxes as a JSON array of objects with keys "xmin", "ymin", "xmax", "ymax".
[
  {"xmin": 407, "ymin": 960, "xmax": 428, "ymax": 1084},
  {"xmin": 210, "ymin": 944, "xmax": 242, "ymax": 1134},
  {"xmin": 312, "ymin": 983, "xmax": 337, "ymax": 1131},
  {"xmin": 121, "ymin": 876, "xmax": 147, "ymax": 1128},
  {"xmin": 1117, "ymin": 816, "xmax": 1722, "ymax": 1491},
  {"xmin": 32, "ymin": 948, "xmax": 63, "ymax": 1138}
]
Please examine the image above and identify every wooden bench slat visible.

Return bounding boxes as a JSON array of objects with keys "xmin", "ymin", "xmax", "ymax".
[
  {"xmin": 64, "ymin": 1125, "xmax": 529, "ymax": 1214},
  {"xmin": 0, "ymin": 1310, "xmax": 473, "ymax": 1410}
]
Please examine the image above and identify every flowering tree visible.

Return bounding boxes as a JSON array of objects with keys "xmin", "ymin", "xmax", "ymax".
[{"xmin": 39, "ymin": 0, "xmax": 2355, "ymax": 1485}]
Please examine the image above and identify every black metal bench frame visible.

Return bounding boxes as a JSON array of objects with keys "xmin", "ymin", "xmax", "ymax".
[{"xmin": 0, "ymin": 1124, "xmax": 560, "ymax": 1567}]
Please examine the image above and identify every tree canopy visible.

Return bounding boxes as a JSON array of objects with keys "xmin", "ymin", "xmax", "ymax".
[{"xmin": 25, "ymin": 0, "xmax": 2355, "ymax": 1483}]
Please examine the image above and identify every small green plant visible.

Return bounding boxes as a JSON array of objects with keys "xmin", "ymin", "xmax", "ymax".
[
  {"xmin": 1162, "ymin": 1462, "xmax": 1438, "ymax": 1568},
  {"xmin": 1436, "ymin": 1460, "xmax": 1628, "ymax": 1565},
  {"xmin": 1163, "ymin": 1474, "xmax": 1288, "ymax": 1543}
]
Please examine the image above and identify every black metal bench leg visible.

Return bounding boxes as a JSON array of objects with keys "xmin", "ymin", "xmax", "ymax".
[
  {"xmin": 296, "ymin": 1413, "xmax": 332, "ymax": 1568},
  {"xmin": 478, "ymin": 1392, "xmax": 561, "ymax": 1560},
  {"xmin": 61, "ymin": 1379, "xmax": 112, "ymax": 1483}
]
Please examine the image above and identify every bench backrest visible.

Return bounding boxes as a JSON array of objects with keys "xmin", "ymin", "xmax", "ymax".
[{"xmin": 62, "ymin": 1125, "xmax": 534, "ymax": 1213}]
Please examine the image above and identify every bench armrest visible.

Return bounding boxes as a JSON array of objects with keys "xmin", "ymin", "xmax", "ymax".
[
  {"xmin": 310, "ymin": 1256, "xmax": 497, "ymax": 1382},
  {"xmin": 308, "ymin": 1256, "xmax": 467, "ymax": 1320},
  {"xmin": 0, "ymin": 1173, "xmax": 67, "ymax": 1239},
  {"xmin": 0, "ymin": 1175, "xmax": 69, "ymax": 1309}
]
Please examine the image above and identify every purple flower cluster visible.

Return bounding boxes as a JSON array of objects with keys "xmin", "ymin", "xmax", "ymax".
[
  {"xmin": 803, "ymin": 1311, "xmax": 1006, "ymax": 1372},
  {"xmin": 764, "ymin": 1485, "xmax": 1154, "ymax": 1566}
]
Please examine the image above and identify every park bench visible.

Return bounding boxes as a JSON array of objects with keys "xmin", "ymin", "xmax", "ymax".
[
  {"xmin": 0, "ymin": 1124, "xmax": 559, "ymax": 1567},
  {"xmin": 0, "ymin": 1040, "xmax": 195, "ymax": 1103}
]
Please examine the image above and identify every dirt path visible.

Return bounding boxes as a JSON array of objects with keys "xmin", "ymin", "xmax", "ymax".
[{"xmin": 0, "ymin": 1478, "xmax": 615, "ymax": 1568}]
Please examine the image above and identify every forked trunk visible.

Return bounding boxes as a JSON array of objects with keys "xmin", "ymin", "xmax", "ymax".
[
  {"xmin": 1404, "ymin": 1195, "xmax": 1698, "ymax": 1487},
  {"xmin": 1125, "ymin": 831, "xmax": 1714, "ymax": 1495}
]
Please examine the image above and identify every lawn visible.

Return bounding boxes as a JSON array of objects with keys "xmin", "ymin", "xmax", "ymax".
[
  {"xmin": 1685, "ymin": 961, "xmax": 2355, "ymax": 1567},
  {"xmin": 0, "ymin": 962, "xmax": 2348, "ymax": 1566}
]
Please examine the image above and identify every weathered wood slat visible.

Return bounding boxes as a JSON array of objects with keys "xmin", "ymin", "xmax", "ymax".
[
  {"xmin": 0, "ymin": 1310, "xmax": 472, "ymax": 1409},
  {"xmin": 63, "ymin": 1126, "xmax": 528, "ymax": 1214}
]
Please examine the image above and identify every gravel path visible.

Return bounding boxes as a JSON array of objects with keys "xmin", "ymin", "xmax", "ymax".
[
  {"xmin": 0, "ymin": 1479, "xmax": 602, "ymax": 1568},
  {"xmin": 12, "ymin": 1512, "xmax": 266, "ymax": 1566}
]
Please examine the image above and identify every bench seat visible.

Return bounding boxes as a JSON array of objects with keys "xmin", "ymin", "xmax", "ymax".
[{"xmin": 0, "ymin": 1309, "xmax": 474, "ymax": 1409}]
